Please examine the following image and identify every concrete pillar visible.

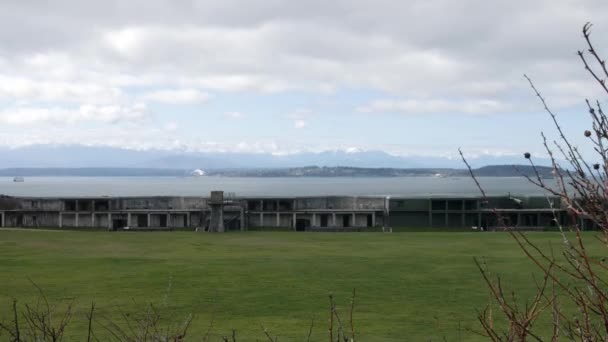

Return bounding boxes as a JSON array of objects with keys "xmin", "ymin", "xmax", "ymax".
[
  {"xmin": 208, "ymin": 191, "xmax": 225, "ymax": 232},
  {"xmin": 372, "ymin": 212, "xmax": 376, "ymax": 227},
  {"xmin": 108, "ymin": 213, "xmax": 112, "ymax": 229},
  {"xmin": 240, "ymin": 208, "xmax": 245, "ymax": 231},
  {"xmin": 75, "ymin": 213, "xmax": 80, "ymax": 227},
  {"xmin": 1, "ymin": 212, "xmax": 4, "ymax": 228},
  {"xmin": 292, "ymin": 212, "xmax": 296, "ymax": 230},
  {"xmin": 127, "ymin": 213, "xmax": 132, "ymax": 227},
  {"xmin": 384, "ymin": 197, "xmax": 390, "ymax": 231},
  {"xmin": 332, "ymin": 213, "xmax": 337, "ymax": 227},
  {"xmin": 478, "ymin": 212, "xmax": 482, "ymax": 229},
  {"xmin": 58, "ymin": 213, "xmax": 62, "ymax": 228},
  {"xmin": 147, "ymin": 213, "xmax": 151, "ymax": 227},
  {"xmin": 352, "ymin": 213, "xmax": 356, "ymax": 227},
  {"xmin": 91, "ymin": 213, "xmax": 95, "ymax": 227},
  {"xmin": 312, "ymin": 213, "xmax": 317, "ymax": 227},
  {"xmin": 461, "ymin": 200, "xmax": 466, "ymax": 228},
  {"xmin": 429, "ymin": 199, "xmax": 433, "ymax": 227},
  {"xmin": 537, "ymin": 212, "xmax": 542, "ymax": 227},
  {"xmin": 517, "ymin": 212, "xmax": 522, "ymax": 227},
  {"xmin": 260, "ymin": 213, "xmax": 264, "ymax": 226},
  {"xmin": 276, "ymin": 213, "xmax": 280, "ymax": 227},
  {"xmin": 186, "ymin": 212, "xmax": 190, "ymax": 227}
]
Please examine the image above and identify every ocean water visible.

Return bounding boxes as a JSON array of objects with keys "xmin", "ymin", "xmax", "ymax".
[{"xmin": 0, "ymin": 176, "xmax": 557, "ymax": 198}]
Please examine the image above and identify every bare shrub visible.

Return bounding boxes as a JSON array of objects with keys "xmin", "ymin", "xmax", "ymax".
[
  {"xmin": 0, "ymin": 286, "xmax": 358, "ymax": 341},
  {"xmin": 0, "ymin": 294, "xmax": 73, "ymax": 342},
  {"xmin": 461, "ymin": 22, "xmax": 608, "ymax": 340}
]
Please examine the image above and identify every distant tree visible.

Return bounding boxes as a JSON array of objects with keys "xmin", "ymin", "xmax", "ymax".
[{"xmin": 461, "ymin": 23, "xmax": 608, "ymax": 341}]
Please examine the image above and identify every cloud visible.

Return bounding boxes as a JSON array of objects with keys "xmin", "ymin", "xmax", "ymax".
[
  {"xmin": 1, "ymin": 1, "xmax": 605, "ymax": 102},
  {"xmin": 287, "ymin": 108, "xmax": 311, "ymax": 129},
  {"xmin": 0, "ymin": 103, "xmax": 149, "ymax": 125},
  {"xmin": 141, "ymin": 88, "xmax": 210, "ymax": 104},
  {"xmin": 293, "ymin": 119, "xmax": 307, "ymax": 129},
  {"xmin": 0, "ymin": 0, "xmax": 605, "ymax": 156},
  {"xmin": 224, "ymin": 111, "xmax": 244, "ymax": 119},
  {"xmin": 0, "ymin": 75, "xmax": 123, "ymax": 104},
  {"xmin": 357, "ymin": 99, "xmax": 507, "ymax": 115}
]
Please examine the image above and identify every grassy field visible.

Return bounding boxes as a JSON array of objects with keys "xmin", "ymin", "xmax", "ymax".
[{"xmin": 0, "ymin": 230, "xmax": 601, "ymax": 341}]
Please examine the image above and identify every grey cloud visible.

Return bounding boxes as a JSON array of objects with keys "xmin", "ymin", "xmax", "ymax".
[{"xmin": 0, "ymin": 0, "xmax": 606, "ymax": 113}]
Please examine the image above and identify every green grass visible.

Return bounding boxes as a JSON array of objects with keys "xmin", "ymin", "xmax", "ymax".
[{"xmin": 0, "ymin": 230, "xmax": 602, "ymax": 341}]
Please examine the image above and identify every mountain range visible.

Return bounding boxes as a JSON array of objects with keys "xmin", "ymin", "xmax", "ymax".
[{"xmin": 0, "ymin": 145, "xmax": 548, "ymax": 169}]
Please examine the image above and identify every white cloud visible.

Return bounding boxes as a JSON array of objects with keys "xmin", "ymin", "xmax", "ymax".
[
  {"xmin": 224, "ymin": 111, "xmax": 244, "ymax": 119},
  {"xmin": 0, "ymin": 75, "xmax": 123, "ymax": 104},
  {"xmin": 288, "ymin": 108, "xmax": 312, "ymax": 129},
  {"xmin": 357, "ymin": 99, "xmax": 507, "ymax": 115},
  {"xmin": 141, "ymin": 88, "xmax": 210, "ymax": 104},
  {"xmin": 294, "ymin": 119, "xmax": 307, "ymax": 129},
  {"xmin": 0, "ymin": 103, "xmax": 149, "ymax": 125},
  {"xmin": 164, "ymin": 122, "xmax": 179, "ymax": 131}
]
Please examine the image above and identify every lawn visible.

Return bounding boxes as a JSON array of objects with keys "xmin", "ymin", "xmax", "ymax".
[{"xmin": 0, "ymin": 230, "xmax": 600, "ymax": 341}]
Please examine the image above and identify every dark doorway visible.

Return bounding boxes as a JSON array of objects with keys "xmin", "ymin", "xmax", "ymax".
[
  {"xmin": 367, "ymin": 214, "xmax": 373, "ymax": 227},
  {"xmin": 159, "ymin": 215, "xmax": 168, "ymax": 227},
  {"xmin": 342, "ymin": 215, "xmax": 351, "ymax": 228},
  {"xmin": 226, "ymin": 217, "xmax": 241, "ymax": 231},
  {"xmin": 136, "ymin": 214, "xmax": 148, "ymax": 228},
  {"xmin": 65, "ymin": 200, "xmax": 77, "ymax": 211},
  {"xmin": 320, "ymin": 214, "xmax": 329, "ymax": 227},
  {"xmin": 94, "ymin": 200, "xmax": 110, "ymax": 211},
  {"xmin": 296, "ymin": 219, "xmax": 309, "ymax": 231},
  {"xmin": 113, "ymin": 219, "xmax": 127, "ymax": 230}
]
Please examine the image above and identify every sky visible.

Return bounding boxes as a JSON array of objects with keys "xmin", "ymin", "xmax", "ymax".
[{"xmin": 0, "ymin": 0, "xmax": 607, "ymax": 160}]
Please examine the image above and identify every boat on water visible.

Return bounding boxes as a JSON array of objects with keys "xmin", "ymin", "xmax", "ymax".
[
  {"xmin": 190, "ymin": 169, "xmax": 206, "ymax": 177},
  {"xmin": 13, "ymin": 176, "xmax": 24, "ymax": 183}
]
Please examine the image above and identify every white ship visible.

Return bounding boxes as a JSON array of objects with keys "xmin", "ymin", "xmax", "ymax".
[{"xmin": 191, "ymin": 169, "xmax": 206, "ymax": 177}]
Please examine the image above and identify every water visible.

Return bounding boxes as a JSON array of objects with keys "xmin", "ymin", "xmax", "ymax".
[{"xmin": 0, "ymin": 176, "xmax": 557, "ymax": 198}]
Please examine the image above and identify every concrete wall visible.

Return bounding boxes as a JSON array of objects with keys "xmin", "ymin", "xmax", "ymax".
[
  {"xmin": 278, "ymin": 213, "xmax": 292, "ymax": 227},
  {"xmin": 94, "ymin": 213, "xmax": 110, "ymax": 228},
  {"xmin": 390, "ymin": 212, "xmax": 429, "ymax": 227},
  {"xmin": 295, "ymin": 198, "xmax": 327, "ymax": 210},
  {"xmin": 0, "ymin": 195, "xmax": 566, "ymax": 230},
  {"xmin": 390, "ymin": 199, "xmax": 429, "ymax": 211},
  {"xmin": 4, "ymin": 212, "xmax": 60, "ymax": 227},
  {"xmin": 79, "ymin": 214, "xmax": 93, "ymax": 227},
  {"xmin": 354, "ymin": 213, "xmax": 371, "ymax": 227},
  {"xmin": 0, "ymin": 197, "xmax": 22, "ymax": 210},
  {"xmin": 189, "ymin": 212, "xmax": 205, "ymax": 227},
  {"xmin": 169, "ymin": 213, "xmax": 188, "ymax": 228},
  {"xmin": 20, "ymin": 199, "xmax": 63, "ymax": 211},
  {"xmin": 353, "ymin": 197, "xmax": 385, "ymax": 210},
  {"xmin": 261, "ymin": 213, "xmax": 276, "ymax": 227},
  {"xmin": 249, "ymin": 214, "xmax": 262, "ymax": 227},
  {"xmin": 62, "ymin": 213, "xmax": 77, "ymax": 227}
]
